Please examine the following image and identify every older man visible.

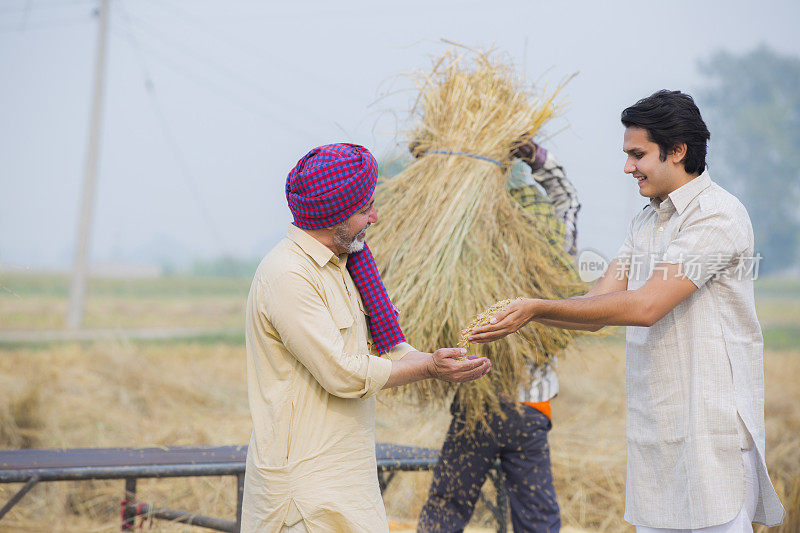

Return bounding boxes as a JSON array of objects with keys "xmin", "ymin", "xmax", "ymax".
[{"xmin": 241, "ymin": 143, "xmax": 490, "ymax": 533}]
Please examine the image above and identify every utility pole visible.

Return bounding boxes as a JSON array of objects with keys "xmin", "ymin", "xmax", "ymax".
[{"xmin": 67, "ymin": 0, "xmax": 109, "ymax": 329}]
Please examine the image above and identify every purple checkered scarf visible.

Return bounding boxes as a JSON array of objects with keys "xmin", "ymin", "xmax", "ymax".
[{"xmin": 285, "ymin": 143, "xmax": 406, "ymax": 354}]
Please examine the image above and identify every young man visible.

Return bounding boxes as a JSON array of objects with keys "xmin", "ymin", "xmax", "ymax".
[
  {"xmin": 241, "ymin": 143, "xmax": 490, "ymax": 533},
  {"xmin": 469, "ymin": 91, "xmax": 785, "ymax": 532}
]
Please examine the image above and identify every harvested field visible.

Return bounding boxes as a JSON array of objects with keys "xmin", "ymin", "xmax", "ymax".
[{"xmin": 0, "ymin": 274, "xmax": 798, "ymax": 531}]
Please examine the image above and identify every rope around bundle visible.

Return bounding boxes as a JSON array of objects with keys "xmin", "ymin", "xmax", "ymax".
[
  {"xmin": 369, "ymin": 48, "xmax": 588, "ymax": 431},
  {"xmin": 424, "ymin": 150, "xmax": 505, "ymax": 169}
]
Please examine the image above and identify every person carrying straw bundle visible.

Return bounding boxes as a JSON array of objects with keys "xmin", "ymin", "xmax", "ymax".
[
  {"xmin": 240, "ymin": 143, "xmax": 490, "ymax": 533},
  {"xmin": 419, "ymin": 139, "xmax": 582, "ymax": 532},
  {"xmin": 368, "ymin": 48, "xmax": 588, "ymax": 531}
]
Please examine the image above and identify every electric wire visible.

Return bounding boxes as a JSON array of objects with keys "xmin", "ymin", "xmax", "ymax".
[
  {"xmin": 120, "ymin": 9, "xmax": 329, "ymax": 128},
  {"xmin": 0, "ymin": 0, "xmax": 96, "ymax": 16},
  {"xmin": 116, "ymin": 0, "xmax": 232, "ymax": 254},
  {"xmin": 110, "ymin": 18, "xmax": 315, "ymax": 139},
  {"xmin": 139, "ymin": 0, "xmax": 364, "ymax": 105}
]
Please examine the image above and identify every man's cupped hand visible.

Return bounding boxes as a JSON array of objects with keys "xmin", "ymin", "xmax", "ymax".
[{"xmin": 426, "ymin": 348, "xmax": 491, "ymax": 382}]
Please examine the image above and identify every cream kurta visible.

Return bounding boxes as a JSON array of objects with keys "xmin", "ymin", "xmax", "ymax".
[
  {"xmin": 616, "ymin": 171, "xmax": 784, "ymax": 529},
  {"xmin": 241, "ymin": 224, "xmax": 413, "ymax": 533}
]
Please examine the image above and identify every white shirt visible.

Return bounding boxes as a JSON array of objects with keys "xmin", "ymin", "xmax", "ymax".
[{"xmin": 616, "ymin": 171, "xmax": 784, "ymax": 529}]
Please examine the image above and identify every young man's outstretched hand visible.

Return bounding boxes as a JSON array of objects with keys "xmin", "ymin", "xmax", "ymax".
[
  {"xmin": 466, "ymin": 298, "xmax": 535, "ymax": 343},
  {"xmin": 466, "ymin": 260, "xmax": 698, "ymax": 343}
]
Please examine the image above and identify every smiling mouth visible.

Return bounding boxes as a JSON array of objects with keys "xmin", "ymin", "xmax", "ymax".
[{"xmin": 636, "ymin": 175, "xmax": 647, "ymax": 184}]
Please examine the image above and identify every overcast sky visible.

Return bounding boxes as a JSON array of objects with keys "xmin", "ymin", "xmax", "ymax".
[{"xmin": 1, "ymin": 0, "xmax": 799, "ymax": 271}]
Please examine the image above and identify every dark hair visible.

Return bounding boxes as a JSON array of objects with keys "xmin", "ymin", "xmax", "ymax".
[{"xmin": 621, "ymin": 90, "xmax": 710, "ymax": 175}]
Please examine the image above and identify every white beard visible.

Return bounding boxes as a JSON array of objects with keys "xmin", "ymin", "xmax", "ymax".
[
  {"xmin": 347, "ymin": 232, "xmax": 367, "ymax": 253},
  {"xmin": 334, "ymin": 222, "xmax": 371, "ymax": 255}
]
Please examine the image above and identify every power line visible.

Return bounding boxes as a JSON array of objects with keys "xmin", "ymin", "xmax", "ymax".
[
  {"xmin": 138, "ymin": 0, "xmax": 364, "ymax": 105},
  {"xmin": 116, "ymin": 0, "xmax": 231, "ymax": 255},
  {"xmin": 127, "ymin": 0, "xmax": 417, "ymax": 153},
  {"xmin": 0, "ymin": 0, "xmax": 95, "ymax": 33},
  {"xmin": 0, "ymin": 0, "xmax": 96, "ymax": 16},
  {"xmin": 119, "ymin": 8, "xmax": 329, "ymax": 128},
  {"xmin": 110, "ymin": 20, "xmax": 316, "ymax": 139},
  {"xmin": 0, "ymin": 18, "xmax": 93, "ymax": 33}
]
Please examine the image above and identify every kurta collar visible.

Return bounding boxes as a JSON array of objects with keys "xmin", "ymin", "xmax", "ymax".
[
  {"xmin": 286, "ymin": 224, "xmax": 347, "ymax": 268},
  {"xmin": 667, "ymin": 170, "xmax": 712, "ymax": 215}
]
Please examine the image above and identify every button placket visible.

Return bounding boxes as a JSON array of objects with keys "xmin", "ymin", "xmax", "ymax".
[{"xmin": 653, "ymin": 210, "xmax": 671, "ymax": 256}]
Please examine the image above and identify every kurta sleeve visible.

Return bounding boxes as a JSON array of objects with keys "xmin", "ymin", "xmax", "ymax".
[
  {"xmin": 383, "ymin": 342, "xmax": 416, "ymax": 361},
  {"xmin": 260, "ymin": 271, "xmax": 392, "ymax": 399},
  {"xmin": 661, "ymin": 202, "xmax": 749, "ymax": 289}
]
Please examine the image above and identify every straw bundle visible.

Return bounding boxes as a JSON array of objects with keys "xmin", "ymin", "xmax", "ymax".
[{"xmin": 369, "ymin": 48, "xmax": 588, "ymax": 429}]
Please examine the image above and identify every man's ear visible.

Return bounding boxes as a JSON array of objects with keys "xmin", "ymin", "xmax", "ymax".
[{"xmin": 670, "ymin": 143, "xmax": 688, "ymax": 165}]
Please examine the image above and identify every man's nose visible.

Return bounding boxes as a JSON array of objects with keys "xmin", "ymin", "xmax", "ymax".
[
  {"xmin": 624, "ymin": 158, "xmax": 636, "ymax": 174},
  {"xmin": 369, "ymin": 207, "xmax": 378, "ymax": 224}
]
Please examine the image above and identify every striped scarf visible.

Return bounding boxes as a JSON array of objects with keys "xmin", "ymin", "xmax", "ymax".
[{"xmin": 285, "ymin": 143, "xmax": 405, "ymax": 353}]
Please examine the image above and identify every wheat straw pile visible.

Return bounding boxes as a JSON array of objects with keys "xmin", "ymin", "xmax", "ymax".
[{"xmin": 369, "ymin": 49, "xmax": 588, "ymax": 429}]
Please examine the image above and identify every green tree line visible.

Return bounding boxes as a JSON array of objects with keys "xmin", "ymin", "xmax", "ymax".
[{"xmin": 699, "ymin": 45, "xmax": 800, "ymax": 274}]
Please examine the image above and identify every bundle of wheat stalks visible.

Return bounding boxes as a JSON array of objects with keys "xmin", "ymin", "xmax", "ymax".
[{"xmin": 369, "ymin": 48, "xmax": 588, "ymax": 430}]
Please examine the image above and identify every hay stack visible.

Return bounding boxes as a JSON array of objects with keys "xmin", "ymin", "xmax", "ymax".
[{"xmin": 369, "ymin": 48, "xmax": 589, "ymax": 430}]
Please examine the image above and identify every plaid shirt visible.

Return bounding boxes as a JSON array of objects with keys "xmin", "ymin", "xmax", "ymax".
[
  {"xmin": 508, "ymin": 150, "xmax": 580, "ymax": 403},
  {"xmin": 508, "ymin": 149, "xmax": 580, "ymax": 255}
]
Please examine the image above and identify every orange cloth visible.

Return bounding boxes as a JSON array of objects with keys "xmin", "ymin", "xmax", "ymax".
[{"xmin": 522, "ymin": 400, "xmax": 551, "ymax": 419}]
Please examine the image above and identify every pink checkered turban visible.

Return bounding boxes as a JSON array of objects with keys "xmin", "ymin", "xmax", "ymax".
[
  {"xmin": 285, "ymin": 143, "xmax": 406, "ymax": 353},
  {"xmin": 286, "ymin": 143, "xmax": 378, "ymax": 230}
]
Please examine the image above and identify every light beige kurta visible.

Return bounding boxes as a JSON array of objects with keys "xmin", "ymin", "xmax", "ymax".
[
  {"xmin": 241, "ymin": 224, "xmax": 413, "ymax": 533},
  {"xmin": 616, "ymin": 171, "xmax": 784, "ymax": 529}
]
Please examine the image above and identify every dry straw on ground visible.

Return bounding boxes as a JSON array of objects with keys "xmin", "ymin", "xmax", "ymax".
[
  {"xmin": 1, "ymin": 339, "xmax": 797, "ymax": 531},
  {"xmin": 0, "ymin": 341, "xmax": 251, "ymax": 532},
  {"xmin": 370, "ymin": 47, "xmax": 587, "ymax": 429}
]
